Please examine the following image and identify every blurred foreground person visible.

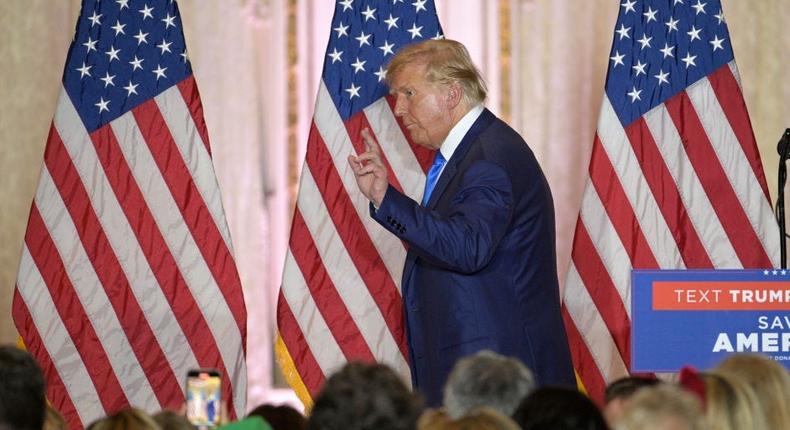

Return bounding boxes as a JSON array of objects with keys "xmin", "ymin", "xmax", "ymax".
[
  {"xmin": 715, "ymin": 354, "xmax": 790, "ymax": 428},
  {"xmin": 43, "ymin": 405, "xmax": 67, "ymax": 430},
  {"xmin": 86, "ymin": 408, "xmax": 160, "ymax": 430},
  {"xmin": 307, "ymin": 362, "xmax": 422, "ymax": 430},
  {"xmin": 603, "ymin": 376, "xmax": 660, "ymax": 426},
  {"xmin": 0, "ymin": 345, "xmax": 46, "ymax": 430},
  {"xmin": 152, "ymin": 410, "xmax": 192, "ymax": 430},
  {"xmin": 512, "ymin": 387, "xmax": 608, "ymax": 430},
  {"xmin": 615, "ymin": 384, "xmax": 703, "ymax": 430},
  {"xmin": 418, "ymin": 408, "xmax": 519, "ymax": 430},
  {"xmin": 248, "ymin": 404, "xmax": 306, "ymax": 430},
  {"xmin": 443, "ymin": 350, "xmax": 534, "ymax": 419}
]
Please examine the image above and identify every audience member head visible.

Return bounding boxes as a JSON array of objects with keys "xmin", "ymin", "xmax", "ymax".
[
  {"xmin": 715, "ymin": 353, "xmax": 790, "ymax": 429},
  {"xmin": 87, "ymin": 408, "xmax": 160, "ymax": 430},
  {"xmin": 0, "ymin": 345, "xmax": 46, "ymax": 430},
  {"xmin": 512, "ymin": 387, "xmax": 608, "ymax": 430},
  {"xmin": 615, "ymin": 384, "xmax": 703, "ymax": 430},
  {"xmin": 307, "ymin": 361, "xmax": 422, "ymax": 430},
  {"xmin": 248, "ymin": 404, "xmax": 306, "ymax": 430},
  {"xmin": 603, "ymin": 376, "xmax": 660, "ymax": 425},
  {"xmin": 442, "ymin": 350, "xmax": 534, "ymax": 419},
  {"xmin": 698, "ymin": 371, "xmax": 768, "ymax": 430},
  {"xmin": 417, "ymin": 408, "xmax": 520, "ymax": 430},
  {"xmin": 43, "ymin": 405, "xmax": 67, "ymax": 430},
  {"xmin": 151, "ymin": 410, "xmax": 192, "ymax": 430}
]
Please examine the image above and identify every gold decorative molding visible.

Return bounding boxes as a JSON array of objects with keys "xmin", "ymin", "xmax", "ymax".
[
  {"xmin": 499, "ymin": 0, "xmax": 512, "ymax": 124},
  {"xmin": 286, "ymin": 0, "xmax": 299, "ymax": 215}
]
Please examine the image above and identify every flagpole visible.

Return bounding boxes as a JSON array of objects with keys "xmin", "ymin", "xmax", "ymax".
[{"xmin": 777, "ymin": 128, "xmax": 790, "ymax": 269}]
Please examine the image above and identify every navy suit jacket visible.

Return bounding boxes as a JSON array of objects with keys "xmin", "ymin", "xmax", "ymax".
[{"xmin": 371, "ymin": 109, "xmax": 575, "ymax": 405}]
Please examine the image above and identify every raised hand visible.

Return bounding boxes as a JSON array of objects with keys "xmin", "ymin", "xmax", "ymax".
[{"xmin": 348, "ymin": 128, "xmax": 389, "ymax": 207}]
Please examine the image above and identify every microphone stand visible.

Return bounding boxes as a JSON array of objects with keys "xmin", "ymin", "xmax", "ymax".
[{"xmin": 777, "ymin": 129, "xmax": 790, "ymax": 269}]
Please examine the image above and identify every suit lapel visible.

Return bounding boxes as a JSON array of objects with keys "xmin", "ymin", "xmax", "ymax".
[
  {"xmin": 425, "ymin": 109, "xmax": 496, "ymax": 209},
  {"xmin": 400, "ymin": 109, "xmax": 496, "ymax": 288}
]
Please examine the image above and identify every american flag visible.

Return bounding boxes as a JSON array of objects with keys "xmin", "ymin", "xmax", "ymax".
[
  {"xmin": 563, "ymin": 0, "xmax": 778, "ymax": 401},
  {"xmin": 12, "ymin": 1, "xmax": 247, "ymax": 427},
  {"xmin": 275, "ymin": 0, "xmax": 442, "ymax": 403}
]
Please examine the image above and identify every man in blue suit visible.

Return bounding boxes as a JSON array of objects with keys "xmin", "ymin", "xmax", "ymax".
[{"xmin": 348, "ymin": 39, "xmax": 575, "ymax": 406}]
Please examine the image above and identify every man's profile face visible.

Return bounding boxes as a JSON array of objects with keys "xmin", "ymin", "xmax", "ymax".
[{"xmin": 389, "ymin": 63, "xmax": 454, "ymax": 150}]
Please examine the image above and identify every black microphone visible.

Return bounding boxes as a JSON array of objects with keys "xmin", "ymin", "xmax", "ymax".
[{"xmin": 777, "ymin": 128, "xmax": 790, "ymax": 158}]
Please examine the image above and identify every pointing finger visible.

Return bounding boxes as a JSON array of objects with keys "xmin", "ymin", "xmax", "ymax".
[{"xmin": 361, "ymin": 128, "xmax": 381, "ymax": 155}]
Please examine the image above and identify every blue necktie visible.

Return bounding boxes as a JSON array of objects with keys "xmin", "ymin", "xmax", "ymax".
[{"xmin": 422, "ymin": 151, "xmax": 446, "ymax": 205}]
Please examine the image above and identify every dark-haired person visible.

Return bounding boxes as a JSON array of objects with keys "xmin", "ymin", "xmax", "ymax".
[
  {"xmin": 307, "ymin": 362, "xmax": 423, "ymax": 430},
  {"xmin": 513, "ymin": 387, "xmax": 609, "ymax": 430},
  {"xmin": 248, "ymin": 404, "xmax": 306, "ymax": 430},
  {"xmin": 0, "ymin": 345, "xmax": 46, "ymax": 430},
  {"xmin": 603, "ymin": 375, "xmax": 660, "ymax": 425}
]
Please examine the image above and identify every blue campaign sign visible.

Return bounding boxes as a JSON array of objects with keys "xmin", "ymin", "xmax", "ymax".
[{"xmin": 631, "ymin": 269, "xmax": 790, "ymax": 372}]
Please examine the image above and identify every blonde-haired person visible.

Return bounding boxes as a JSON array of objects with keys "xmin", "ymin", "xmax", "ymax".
[
  {"xmin": 86, "ymin": 408, "xmax": 161, "ymax": 430},
  {"xmin": 43, "ymin": 405, "xmax": 67, "ymax": 430},
  {"xmin": 615, "ymin": 384, "xmax": 703, "ymax": 430},
  {"xmin": 701, "ymin": 371, "xmax": 768, "ymax": 430},
  {"xmin": 715, "ymin": 353, "xmax": 790, "ymax": 428},
  {"xmin": 418, "ymin": 408, "xmax": 519, "ymax": 430}
]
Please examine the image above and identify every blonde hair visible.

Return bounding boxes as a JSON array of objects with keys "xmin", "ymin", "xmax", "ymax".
[
  {"xmin": 87, "ymin": 408, "xmax": 161, "ymax": 430},
  {"xmin": 702, "ymin": 371, "xmax": 768, "ymax": 430},
  {"xmin": 386, "ymin": 39, "xmax": 487, "ymax": 106},
  {"xmin": 715, "ymin": 354, "xmax": 790, "ymax": 429},
  {"xmin": 418, "ymin": 408, "xmax": 519, "ymax": 430},
  {"xmin": 615, "ymin": 384, "xmax": 703, "ymax": 430},
  {"xmin": 43, "ymin": 405, "xmax": 67, "ymax": 430}
]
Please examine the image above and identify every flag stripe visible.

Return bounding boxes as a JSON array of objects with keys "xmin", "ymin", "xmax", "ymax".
[
  {"xmin": 53, "ymin": 88, "xmax": 217, "ymax": 412},
  {"xmin": 570, "ymin": 219, "xmax": 631, "ymax": 364},
  {"xmin": 12, "ymin": 284, "xmax": 86, "ymax": 425},
  {"xmin": 295, "ymin": 164, "xmax": 410, "ymax": 370},
  {"xmin": 707, "ymin": 64, "xmax": 770, "ymax": 201},
  {"xmin": 304, "ymin": 124, "xmax": 410, "ymax": 362},
  {"xmin": 686, "ymin": 75, "xmax": 778, "ymax": 264},
  {"xmin": 664, "ymin": 90, "xmax": 772, "ymax": 267},
  {"xmin": 641, "ymin": 105, "xmax": 740, "ymax": 268},
  {"xmin": 314, "ymin": 82, "xmax": 410, "ymax": 286},
  {"xmin": 88, "ymin": 107, "xmax": 232, "ymax": 402},
  {"xmin": 577, "ymin": 178, "xmax": 635, "ymax": 307},
  {"xmin": 289, "ymin": 208, "xmax": 376, "ymax": 362},
  {"xmin": 564, "ymin": 264, "xmax": 629, "ymax": 383},
  {"xmin": 110, "ymin": 106, "xmax": 243, "ymax": 417},
  {"xmin": 177, "ymin": 77, "xmax": 213, "ymax": 157},
  {"xmin": 45, "ymin": 125, "xmax": 181, "ymax": 408},
  {"xmin": 54, "ymin": 87, "xmax": 221, "ymax": 407},
  {"xmin": 624, "ymin": 118, "xmax": 713, "ymax": 268},
  {"xmin": 597, "ymin": 98, "xmax": 683, "ymax": 268},
  {"xmin": 589, "ymin": 135, "xmax": 660, "ymax": 269},
  {"xmin": 155, "ymin": 83, "xmax": 234, "ymax": 254},
  {"xmin": 276, "ymin": 291, "xmax": 326, "ymax": 395},
  {"xmin": 131, "ymin": 99, "xmax": 247, "ymax": 338},
  {"xmin": 24, "ymin": 203, "xmax": 129, "ymax": 413},
  {"xmin": 33, "ymin": 167, "xmax": 160, "ymax": 409},
  {"xmin": 560, "ymin": 306, "xmax": 606, "ymax": 404},
  {"xmin": 281, "ymin": 249, "xmax": 347, "ymax": 377}
]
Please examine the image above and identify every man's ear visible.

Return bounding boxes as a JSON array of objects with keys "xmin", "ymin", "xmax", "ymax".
[{"xmin": 446, "ymin": 83, "xmax": 462, "ymax": 109}]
